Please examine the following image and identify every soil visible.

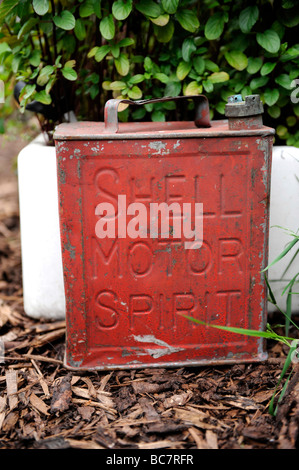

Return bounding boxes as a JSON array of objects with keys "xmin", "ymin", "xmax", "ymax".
[{"xmin": 0, "ymin": 124, "xmax": 298, "ymax": 451}]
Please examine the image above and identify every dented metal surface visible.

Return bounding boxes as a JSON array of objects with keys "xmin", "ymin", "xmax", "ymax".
[{"xmin": 54, "ymin": 96, "xmax": 274, "ymax": 370}]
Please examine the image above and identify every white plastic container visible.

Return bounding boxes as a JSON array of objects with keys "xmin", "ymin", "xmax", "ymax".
[
  {"xmin": 18, "ymin": 134, "xmax": 65, "ymax": 320},
  {"xmin": 17, "ymin": 139, "xmax": 299, "ymax": 319},
  {"xmin": 267, "ymin": 146, "xmax": 299, "ymax": 313}
]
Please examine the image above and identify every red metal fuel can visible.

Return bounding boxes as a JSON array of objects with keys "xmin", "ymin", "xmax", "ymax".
[{"xmin": 54, "ymin": 95, "xmax": 274, "ymax": 370}]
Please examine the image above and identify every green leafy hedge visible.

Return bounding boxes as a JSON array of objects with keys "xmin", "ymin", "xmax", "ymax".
[{"xmin": 0, "ymin": 0, "xmax": 298, "ymax": 145}]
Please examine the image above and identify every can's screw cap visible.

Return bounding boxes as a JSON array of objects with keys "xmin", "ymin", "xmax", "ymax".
[
  {"xmin": 227, "ymin": 94, "xmax": 243, "ymax": 103},
  {"xmin": 225, "ymin": 94, "xmax": 263, "ymax": 117}
]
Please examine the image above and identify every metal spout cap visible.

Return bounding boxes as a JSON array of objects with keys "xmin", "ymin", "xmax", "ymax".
[{"xmin": 225, "ymin": 94, "xmax": 264, "ymax": 118}]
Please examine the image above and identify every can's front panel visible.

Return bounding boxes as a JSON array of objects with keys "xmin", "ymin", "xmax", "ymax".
[{"xmin": 56, "ymin": 134, "xmax": 272, "ymax": 369}]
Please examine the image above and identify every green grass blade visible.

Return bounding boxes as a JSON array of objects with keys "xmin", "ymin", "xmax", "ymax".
[
  {"xmin": 265, "ymin": 274, "xmax": 277, "ymax": 305},
  {"xmin": 281, "ymin": 273, "xmax": 299, "ymax": 296},
  {"xmin": 281, "ymin": 248, "xmax": 299, "ymax": 279},
  {"xmin": 268, "ymin": 345, "xmax": 296, "ymax": 416},
  {"xmin": 261, "ymin": 237, "xmax": 299, "ymax": 272},
  {"xmin": 285, "ymin": 281, "xmax": 294, "ymax": 337},
  {"xmin": 178, "ymin": 314, "xmax": 294, "ymax": 342}
]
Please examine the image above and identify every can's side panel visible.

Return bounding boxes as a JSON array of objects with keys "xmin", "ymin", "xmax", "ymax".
[{"xmin": 55, "ymin": 134, "xmax": 273, "ymax": 369}]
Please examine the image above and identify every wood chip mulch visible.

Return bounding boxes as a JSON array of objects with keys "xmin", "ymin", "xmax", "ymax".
[{"xmin": 0, "ymin": 134, "xmax": 298, "ymax": 450}]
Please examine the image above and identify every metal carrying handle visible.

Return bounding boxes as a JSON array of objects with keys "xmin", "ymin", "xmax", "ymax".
[{"xmin": 104, "ymin": 95, "xmax": 211, "ymax": 133}]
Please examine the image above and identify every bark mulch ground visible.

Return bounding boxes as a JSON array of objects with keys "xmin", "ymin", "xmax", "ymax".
[{"xmin": 0, "ymin": 129, "xmax": 298, "ymax": 451}]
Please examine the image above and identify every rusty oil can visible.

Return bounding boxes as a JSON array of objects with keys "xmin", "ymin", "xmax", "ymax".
[{"xmin": 54, "ymin": 95, "xmax": 274, "ymax": 370}]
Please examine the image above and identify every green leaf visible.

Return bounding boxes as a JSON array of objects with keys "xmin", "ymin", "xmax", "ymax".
[
  {"xmin": 152, "ymin": 110, "xmax": 165, "ymax": 122},
  {"xmin": 176, "ymin": 9, "xmax": 200, "ymax": 33},
  {"xmin": 260, "ymin": 62, "xmax": 276, "ymax": 76},
  {"xmin": 118, "ymin": 38, "xmax": 135, "ymax": 47},
  {"xmin": 0, "ymin": 43, "xmax": 11, "ymax": 55},
  {"xmin": 216, "ymin": 101, "xmax": 226, "ymax": 114},
  {"xmin": 37, "ymin": 65, "xmax": 54, "ymax": 86},
  {"xmin": 162, "ymin": 0, "xmax": 179, "ymax": 14},
  {"xmin": 153, "ymin": 72, "xmax": 169, "ymax": 83},
  {"xmin": 74, "ymin": 18, "xmax": 86, "ymax": 41},
  {"xmin": 112, "ymin": 0, "xmax": 133, "ymax": 21},
  {"xmin": 153, "ymin": 20, "xmax": 174, "ymax": 43},
  {"xmin": 164, "ymin": 80, "xmax": 181, "ymax": 97},
  {"xmin": 128, "ymin": 85, "xmax": 142, "ymax": 99},
  {"xmin": 283, "ymin": 45, "xmax": 299, "ymax": 61},
  {"xmin": 90, "ymin": 84, "xmax": 99, "ymax": 100},
  {"xmin": 132, "ymin": 108, "xmax": 146, "ymax": 120},
  {"xmin": 209, "ymin": 71, "xmax": 230, "ymax": 83},
  {"xmin": 129, "ymin": 74, "xmax": 144, "ymax": 84},
  {"xmin": 34, "ymin": 89, "xmax": 52, "ymax": 105},
  {"xmin": 0, "ymin": 0, "xmax": 19, "ymax": 25},
  {"xmin": 109, "ymin": 81, "xmax": 127, "ymax": 90},
  {"xmin": 111, "ymin": 44, "xmax": 120, "ymax": 58},
  {"xmin": 45, "ymin": 76, "xmax": 56, "ymax": 94},
  {"xmin": 150, "ymin": 14, "xmax": 169, "ymax": 26},
  {"xmin": 204, "ymin": 12, "xmax": 225, "ymax": 40},
  {"xmin": 256, "ymin": 29, "xmax": 281, "ymax": 54},
  {"xmin": 193, "ymin": 57, "xmax": 205, "ymax": 75},
  {"xmin": 182, "ymin": 38, "xmax": 196, "ymax": 62},
  {"xmin": 87, "ymin": 46, "xmax": 99, "ymax": 58},
  {"xmin": 275, "ymin": 74, "xmax": 292, "ymax": 90},
  {"xmin": 136, "ymin": 0, "xmax": 162, "ymax": 18},
  {"xmin": 144, "ymin": 57, "xmax": 153, "ymax": 73},
  {"xmin": 286, "ymin": 116, "xmax": 297, "ymax": 127},
  {"xmin": 62, "ymin": 67, "xmax": 78, "ymax": 81},
  {"xmin": 277, "ymin": 125, "xmax": 288, "ymax": 138},
  {"xmin": 79, "ymin": 1, "xmax": 95, "ymax": 18},
  {"xmin": 268, "ymin": 105, "xmax": 281, "ymax": 119},
  {"xmin": 204, "ymin": 59, "xmax": 219, "ymax": 73},
  {"xmin": 29, "ymin": 50, "xmax": 41, "ymax": 67},
  {"xmin": 11, "ymin": 55, "xmax": 21, "ymax": 73},
  {"xmin": 264, "ymin": 88, "xmax": 279, "ymax": 106},
  {"xmin": 176, "ymin": 61, "xmax": 192, "ymax": 80},
  {"xmin": 17, "ymin": 18, "xmax": 39, "ymax": 39},
  {"xmin": 20, "ymin": 83, "xmax": 36, "ymax": 101},
  {"xmin": 115, "ymin": 53, "xmax": 130, "ymax": 76},
  {"xmin": 102, "ymin": 81, "xmax": 112, "ymax": 90},
  {"xmin": 247, "ymin": 57, "xmax": 263, "ymax": 74},
  {"xmin": 239, "ymin": 6, "xmax": 259, "ymax": 33},
  {"xmin": 203, "ymin": 79, "xmax": 213, "ymax": 93},
  {"xmin": 94, "ymin": 45, "xmax": 111, "ymax": 62},
  {"xmin": 282, "ymin": 0, "xmax": 297, "ymax": 8},
  {"xmin": 32, "ymin": 0, "xmax": 49, "ymax": 16},
  {"xmin": 100, "ymin": 15, "xmax": 115, "ymax": 40},
  {"xmin": 53, "ymin": 11, "xmax": 76, "ymax": 30},
  {"xmin": 184, "ymin": 81, "xmax": 202, "ymax": 96},
  {"xmin": 250, "ymin": 76, "xmax": 269, "ymax": 90},
  {"xmin": 93, "ymin": 0, "xmax": 102, "ymax": 19},
  {"xmin": 225, "ymin": 50, "xmax": 248, "ymax": 71}
]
